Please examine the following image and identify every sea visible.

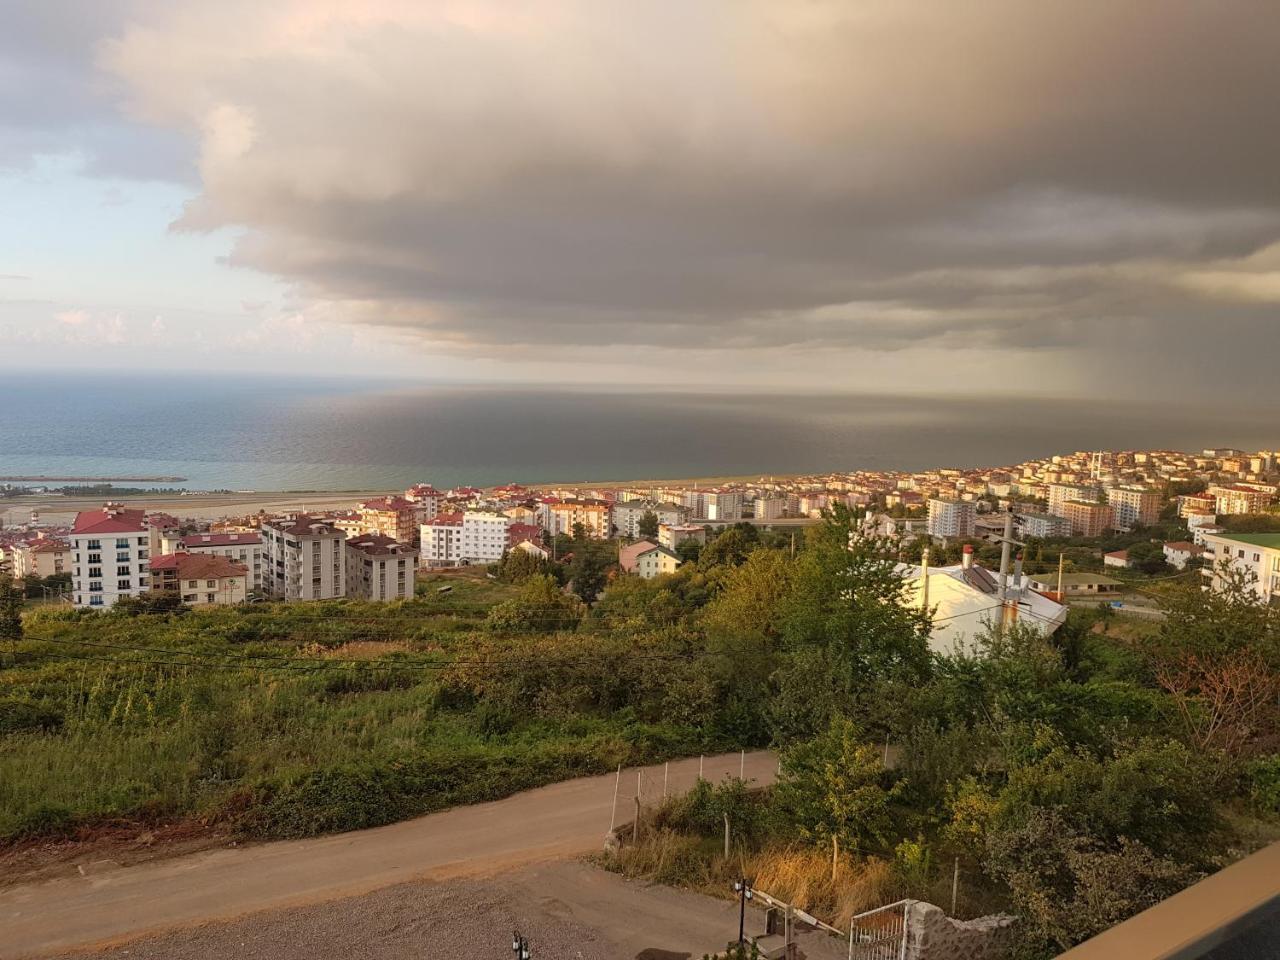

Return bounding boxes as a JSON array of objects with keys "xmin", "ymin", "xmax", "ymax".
[{"xmin": 0, "ymin": 372, "xmax": 1274, "ymax": 492}]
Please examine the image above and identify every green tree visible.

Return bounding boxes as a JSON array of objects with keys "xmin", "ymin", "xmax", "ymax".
[
  {"xmin": 772, "ymin": 717, "xmax": 905, "ymax": 853},
  {"xmin": 567, "ymin": 540, "xmax": 611, "ymax": 603},
  {"xmin": 0, "ymin": 579, "xmax": 22, "ymax": 646},
  {"xmin": 484, "ymin": 574, "xmax": 585, "ymax": 633},
  {"xmin": 699, "ymin": 523, "xmax": 759, "ymax": 570},
  {"xmin": 638, "ymin": 510, "xmax": 659, "ymax": 539}
]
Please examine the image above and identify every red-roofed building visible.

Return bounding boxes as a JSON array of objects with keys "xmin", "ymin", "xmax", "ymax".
[
  {"xmin": 149, "ymin": 552, "xmax": 249, "ymax": 605},
  {"xmin": 420, "ymin": 512, "xmax": 464, "ymax": 567},
  {"xmin": 260, "ymin": 515, "xmax": 347, "ymax": 601},
  {"xmin": 163, "ymin": 532, "xmax": 265, "ymax": 593},
  {"xmin": 404, "ymin": 484, "xmax": 443, "ymax": 521},
  {"xmin": 506, "ymin": 523, "xmax": 544, "ymax": 549},
  {"xmin": 70, "ymin": 504, "xmax": 151, "ymax": 608},
  {"xmin": 11, "ymin": 536, "xmax": 70, "ymax": 579},
  {"xmin": 357, "ymin": 496, "xmax": 420, "ymax": 545}
]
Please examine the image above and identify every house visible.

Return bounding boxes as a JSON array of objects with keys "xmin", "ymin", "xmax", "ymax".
[
  {"xmin": 1200, "ymin": 532, "xmax": 1280, "ymax": 604},
  {"xmin": 618, "ymin": 539, "xmax": 682, "ymax": 578},
  {"xmin": 658, "ymin": 523, "xmax": 708, "ymax": 551},
  {"xmin": 161, "ymin": 532, "xmax": 264, "ymax": 593},
  {"xmin": 70, "ymin": 504, "xmax": 151, "ymax": 609},
  {"xmin": 506, "ymin": 523, "xmax": 544, "ymax": 551},
  {"xmin": 149, "ymin": 552, "xmax": 248, "ymax": 605},
  {"xmin": 345, "ymin": 534, "xmax": 417, "ymax": 601},
  {"xmin": 1024, "ymin": 571, "xmax": 1125, "ymax": 596},
  {"xmin": 896, "ymin": 549, "xmax": 1068, "ymax": 656},
  {"xmin": 1161, "ymin": 541, "xmax": 1203, "ymax": 570},
  {"xmin": 512, "ymin": 538, "xmax": 550, "ymax": 560},
  {"xmin": 1103, "ymin": 549, "xmax": 1132, "ymax": 569},
  {"xmin": 260, "ymin": 515, "xmax": 346, "ymax": 601}
]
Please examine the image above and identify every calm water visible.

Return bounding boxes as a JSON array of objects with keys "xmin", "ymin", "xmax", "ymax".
[{"xmin": 0, "ymin": 373, "xmax": 1274, "ymax": 491}]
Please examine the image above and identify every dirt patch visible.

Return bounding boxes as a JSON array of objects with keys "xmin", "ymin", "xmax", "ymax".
[{"xmin": 0, "ymin": 819, "xmax": 232, "ymax": 889}]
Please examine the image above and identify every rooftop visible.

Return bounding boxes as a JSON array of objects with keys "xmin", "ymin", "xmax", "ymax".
[
  {"xmin": 149, "ymin": 553, "xmax": 248, "ymax": 579},
  {"xmin": 72, "ymin": 505, "xmax": 148, "ymax": 535},
  {"xmin": 1208, "ymin": 532, "xmax": 1280, "ymax": 549}
]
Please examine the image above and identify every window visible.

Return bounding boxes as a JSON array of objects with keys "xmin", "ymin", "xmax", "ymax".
[
  {"xmin": 90, "ymin": 595, "xmax": 104, "ymax": 607},
  {"xmin": 89, "ymin": 567, "xmax": 102, "ymax": 578},
  {"xmin": 88, "ymin": 553, "xmax": 102, "ymax": 564},
  {"xmin": 117, "ymin": 565, "xmax": 130, "ymax": 576},
  {"xmin": 117, "ymin": 552, "xmax": 130, "ymax": 563},
  {"xmin": 117, "ymin": 579, "xmax": 131, "ymax": 591},
  {"xmin": 188, "ymin": 580, "xmax": 198, "ymax": 588},
  {"xmin": 137, "ymin": 537, "xmax": 146, "ymax": 546},
  {"xmin": 1254, "ymin": 554, "xmax": 1262, "ymax": 563},
  {"xmin": 139, "ymin": 549, "xmax": 148, "ymax": 559},
  {"xmin": 89, "ymin": 581, "xmax": 103, "ymax": 592},
  {"xmin": 116, "ymin": 538, "xmax": 130, "ymax": 549},
  {"xmin": 183, "ymin": 594, "xmax": 197, "ymax": 603},
  {"xmin": 206, "ymin": 579, "xmax": 216, "ymax": 587},
  {"xmin": 206, "ymin": 593, "xmax": 216, "ymax": 603},
  {"xmin": 87, "ymin": 539, "xmax": 101, "ymax": 550}
]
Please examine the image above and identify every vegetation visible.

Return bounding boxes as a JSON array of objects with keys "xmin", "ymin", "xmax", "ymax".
[{"xmin": 2, "ymin": 510, "xmax": 1277, "ymax": 958}]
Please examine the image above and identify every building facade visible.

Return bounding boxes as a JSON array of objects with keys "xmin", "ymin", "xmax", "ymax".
[
  {"xmin": 149, "ymin": 553, "xmax": 248, "ymax": 605},
  {"xmin": 1106, "ymin": 486, "xmax": 1163, "ymax": 529},
  {"xmin": 927, "ymin": 498, "xmax": 976, "ymax": 539},
  {"xmin": 356, "ymin": 496, "xmax": 420, "ymax": 545},
  {"xmin": 1017, "ymin": 512, "xmax": 1072, "ymax": 540},
  {"xmin": 11, "ymin": 537, "xmax": 70, "ymax": 579},
  {"xmin": 1062, "ymin": 499, "xmax": 1114, "ymax": 537},
  {"xmin": 420, "ymin": 513, "xmax": 463, "ymax": 566},
  {"xmin": 658, "ymin": 523, "xmax": 708, "ymax": 551},
  {"xmin": 611, "ymin": 501, "xmax": 688, "ymax": 538},
  {"xmin": 260, "ymin": 516, "xmax": 346, "ymax": 601},
  {"xmin": 1047, "ymin": 483, "xmax": 1102, "ymax": 518},
  {"xmin": 70, "ymin": 504, "xmax": 151, "ymax": 609},
  {"xmin": 345, "ymin": 534, "xmax": 417, "ymax": 601},
  {"xmin": 460, "ymin": 511, "xmax": 512, "ymax": 564},
  {"xmin": 1208, "ymin": 485, "xmax": 1273, "ymax": 516},
  {"xmin": 161, "ymin": 532, "xmax": 264, "ymax": 593},
  {"xmin": 1200, "ymin": 532, "xmax": 1280, "ymax": 604}
]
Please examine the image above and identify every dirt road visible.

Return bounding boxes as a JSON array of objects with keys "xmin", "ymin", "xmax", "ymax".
[
  {"xmin": 2, "ymin": 752, "xmax": 777, "ymax": 959},
  {"xmin": 39, "ymin": 860, "xmax": 848, "ymax": 960}
]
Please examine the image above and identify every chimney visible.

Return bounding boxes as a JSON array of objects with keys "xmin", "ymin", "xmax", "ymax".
[{"xmin": 961, "ymin": 543, "xmax": 974, "ymax": 570}]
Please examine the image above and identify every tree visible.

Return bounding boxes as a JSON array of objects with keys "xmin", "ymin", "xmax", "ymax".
[
  {"xmin": 1124, "ymin": 541, "xmax": 1169, "ymax": 575},
  {"xmin": 567, "ymin": 541, "xmax": 611, "ymax": 603},
  {"xmin": 638, "ymin": 510, "xmax": 659, "ymax": 539},
  {"xmin": 0, "ymin": 579, "xmax": 22, "ymax": 646},
  {"xmin": 772, "ymin": 716, "xmax": 904, "ymax": 853},
  {"xmin": 484, "ymin": 574, "xmax": 585, "ymax": 634},
  {"xmin": 699, "ymin": 524, "xmax": 759, "ymax": 570}
]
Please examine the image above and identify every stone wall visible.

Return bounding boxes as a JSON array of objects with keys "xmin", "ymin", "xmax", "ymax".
[{"xmin": 907, "ymin": 901, "xmax": 1017, "ymax": 960}]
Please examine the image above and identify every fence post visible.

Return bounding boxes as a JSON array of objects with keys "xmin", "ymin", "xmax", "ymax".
[
  {"xmin": 951, "ymin": 857, "xmax": 959, "ymax": 916},
  {"xmin": 664, "ymin": 761, "xmax": 669, "ymax": 799},
  {"xmin": 608, "ymin": 763, "xmax": 621, "ymax": 834},
  {"xmin": 634, "ymin": 795, "xmax": 642, "ymax": 842},
  {"xmin": 740, "ymin": 748, "xmax": 745, "ymax": 780},
  {"xmin": 832, "ymin": 834, "xmax": 839, "ymax": 884},
  {"xmin": 724, "ymin": 812, "xmax": 730, "ymax": 859}
]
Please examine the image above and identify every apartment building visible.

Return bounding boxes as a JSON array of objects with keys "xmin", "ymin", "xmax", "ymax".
[
  {"xmin": 69, "ymin": 504, "xmax": 151, "ymax": 609},
  {"xmin": 460, "ymin": 511, "xmax": 512, "ymax": 563},
  {"xmin": 754, "ymin": 497, "xmax": 785, "ymax": 521},
  {"xmin": 10, "ymin": 537, "xmax": 70, "ymax": 579},
  {"xmin": 703, "ymin": 491, "xmax": 743, "ymax": 521},
  {"xmin": 537, "ymin": 498, "xmax": 610, "ymax": 539},
  {"xmin": 1017, "ymin": 512, "xmax": 1072, "ymax": 540},
  {"xmin": 1200, "ymin": 532, "xmax": 1280, "ymax": 604},
  {"xmin": 356, "ymin": 496, "xmax": 420, "ymax": 545},
  {"xmin": 160, "ymin": 532, "xmax": 264, "ymax": 593},
  {"xmin": 404, "ymin": 484, "xmax": 443, "ymax": 521},
  {"xmin": 611, "ymin": 501, "xmax": 688, "ymax": 538},
  {"xmin": 345, "ymin": 533, "xmax": 417, "ymax": 601},
  {"xmin": 1062, "ymin": 500, "xmax": 1114, "ymax": 537},
  {"xmin": 1047, "ymin": 483, "xmax": 1102, "ymax": 518},
  {"xmin": 1106, "ymin": 486, "xmax": 1163, "ymax": 529},
  {"xmin": 1208, "ymin": 485, "xmax": 1273, "ymax": 516},
  {"xmin": 149, "ymin": 553, "xmax": 248, "ymax": 605},
  {"xmin": 927, "ymin": 498, "xmax": 976, "ymax": 539},
  {"xmin": 260, "ymin": 516, "xmax": 346, "ymax": 601},
  {"xmin": 420, "ymin": 512, "xmax": 463, "ymax": 566}
]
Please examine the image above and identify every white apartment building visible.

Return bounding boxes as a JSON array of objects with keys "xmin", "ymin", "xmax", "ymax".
[
  {"xmin": 753, "ymin": 497, "xmax": 785, "ymax": 521},
  {"xmin": 10, "ymin": 537, "xmax": 70, "ymax": 579},
  {"xmin": 260, "ymin": 516, "xmax": 346, "ymax": 601},
  {"xmin": 70, "ymin": 504, "xmax": 151, "ymax": 609},
  {"xmin": 1105, "ymin": 486, "xmax": 1163, "ymax": 529},
  {"xmin": 1017, "ymin": 512, "xmax": 1072, "ymax": 540},
  {"xmin": 460, "ymin": 511, "xmax": 512, "ymax": 563},
  {"xmin": 1047, "ymin": 483, "xmax": 1102, "ymax": 518},
  {"xmin": 611, "ymin": 501, "xmax": 688, "ymax": 538},
  {"xmin": 160, "ymin": 532, "xmax": 265, "ymax": 593},
  {"xmin": 404, "ymin": 484, "xmax": 443, "ymax": 522},
  {"xmin": 1200, "ymin": 532, "xmax": 1280, "ymax": 605},
  {"xmin": 927, "ymin": 498, "xmax": 976, "ymax": 539},
  {"xmin": 703, "ymin": 491, "xmax": 743, "ymax": 521},
  {"xmin": 345, "ymin": 534, "xmax": 417, "ymax": 601},
  {"xmin": 1208, "ymin": 485, "xmax": 1273, "ymax": 516},
  {"xmin": 420, "ymin": 513, "xmax": 463, "ymax": 566}
]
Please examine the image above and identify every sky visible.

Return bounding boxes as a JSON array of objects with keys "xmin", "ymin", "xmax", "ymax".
[{"xmin": 1, "ymin": 1, "xmax": 1278, "ymax": 397}]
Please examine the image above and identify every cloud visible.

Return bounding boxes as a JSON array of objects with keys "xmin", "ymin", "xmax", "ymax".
[{"xmin": 12, "ymin": 1, "xmax": 1280, "ymax": 392}]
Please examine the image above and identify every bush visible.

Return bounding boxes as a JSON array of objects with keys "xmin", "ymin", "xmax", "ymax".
[
  {"xmin": 1244, "ymin": 755, "xmax": 1280, "ymax": 816},
  {"xmin": 0, "ymin": 698, "xmax": 64, "ymax": 735}
]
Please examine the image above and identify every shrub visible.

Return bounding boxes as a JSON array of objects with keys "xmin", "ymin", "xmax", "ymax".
[
  {"xmin": 0, "ymin": 698, "xmax": 64, "ymax": 735},
  {"xmin": 1244, "ymin": 755, "xmax": 1280, "ymax": 816}
]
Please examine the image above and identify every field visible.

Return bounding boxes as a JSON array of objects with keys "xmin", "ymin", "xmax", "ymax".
[{"xmin": 0, "ymin": 569, "xmax": 725, "ymax": 848}]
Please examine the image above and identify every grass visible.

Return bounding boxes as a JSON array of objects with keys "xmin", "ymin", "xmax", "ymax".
[{"xmin": 0, "ymin": 596, "xmax": 713, "ymax": 844}]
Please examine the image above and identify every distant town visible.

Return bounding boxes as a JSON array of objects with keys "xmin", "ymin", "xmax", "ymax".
[{"xmin": 2, "ymin": 444, "xmax": 1277, "ymax": 618}]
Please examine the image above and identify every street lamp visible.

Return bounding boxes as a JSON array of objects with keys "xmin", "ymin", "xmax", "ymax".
[
  {"xmin": 733, "ymin": 878, "xmax": 754, "ymax": 947},
  {"xmin": 511, "ymin": 930, "xmax": 531, "ymax": 960}
]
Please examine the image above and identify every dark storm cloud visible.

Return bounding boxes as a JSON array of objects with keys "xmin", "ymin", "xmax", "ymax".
[{"xmin": 14, "ymin": 1, "xmax": 1280, "ymax": 389}]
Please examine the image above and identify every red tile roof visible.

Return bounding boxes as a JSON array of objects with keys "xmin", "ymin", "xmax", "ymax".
[
  {"xmin": 180, "ymin": 532, "xmax": 261, "ymax": 548},
  {"xmin": 426, "ymin": 512, "xmax": 464, "ymax": 526},
  {"xmin": 149, "ymin": 553, "xmax": 248, "ymax": 579},
  {"xmin": 346, "ymin": 533, "xmax": 415, "ymax": 556},
  {"xmin": 72, "ymin": 506, "xmax": 147, "ymax": 534}
]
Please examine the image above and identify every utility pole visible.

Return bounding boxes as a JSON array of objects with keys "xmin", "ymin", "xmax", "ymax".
[
  {"xmin": 1056, "ymin": 552, "xmax": 1065, "ymax": 603},
  {"xmin": 920, "ymin": 546, "xmax": 930, "ymax": 612}
]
